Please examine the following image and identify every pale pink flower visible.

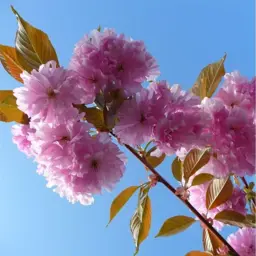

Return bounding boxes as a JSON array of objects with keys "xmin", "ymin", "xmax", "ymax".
[
  {"xmin": 216, "ymin": 71, "xmax": 255, "ymax": 119},
  {"xmin": 114, "ymin": 88, "xmax": 160, "ymax": 145},
  {"xmin": 150, "ymin": 82, "xmax": 204, "ymax": 155},
  {"xmin": 189, "ymin": 184, "xmax": 246, "ymax": 231},
  {"xmin": 38, "ymin": 164, "xmax": 94, "ymax": 205},
  {"xmin": 154, "ymin": 110, "xmax": 205, "ymax": 155},
  {"xmin": 31, "ymin": 121, "xmax": 92, "ymax": 169},
  {"xmin": 167, "ymin": 84, "xmax": 201, "ymax": 112},
  {"xmin": 227, "ymin": 228, "xmax": 255, "ymax": 256},
  {"xmin": 201, "ymin": 98, "xmax": 255, "ymax": 177},
  {"xmin": 148, "ymin": 81, "xmax": 201, "ymax": 113},
  {"xmin": 37, "ymin": 133, "xmax": 126, "ymax": 205},
  {"xmin": 12, "ymin": 124, "xmax": 35, "ymax": 157},
  {"xmin": 70, "ymin": 28, "xmax": 159, "ymax": 96},
  {"xmin": 14, "ymin": 61, "xmax": 90, "ymax": 123}
]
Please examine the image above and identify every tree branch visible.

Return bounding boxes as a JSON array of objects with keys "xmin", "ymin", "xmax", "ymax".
[{"xmin": 111, "ymin": 133, "xmax": 240, "ymax": 256}]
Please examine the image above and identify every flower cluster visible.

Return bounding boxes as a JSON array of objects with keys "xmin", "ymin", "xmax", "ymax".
[
  {"xmin": 8, "ymin": 25, "xmax": 256, "ymax": 255},
  {"xmin": 13, "ymin": 61, "xmax": 127, "ymax": 205},
  {"xmin": 115, "ymin": 71, "xmax": 255, "ymax": 178},
  {"xmin": 114, "ymin": 80, "xmax": 205, "ymax": 155},
  {"xmin": 200, "ymin": 72, "xmax": 255, "ymax": 177},
  {"xmin": 12, "ymin": 29, "xmax": 161, "ymax": 205},
  {"xmin": 70, "ymin": 28, "xmax": 159, "ymax": 98}
]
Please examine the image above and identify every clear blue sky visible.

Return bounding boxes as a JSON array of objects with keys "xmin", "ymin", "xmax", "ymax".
[{"xmin": 0, "ymin": 1, "xmax": 254, "ymax": 255}]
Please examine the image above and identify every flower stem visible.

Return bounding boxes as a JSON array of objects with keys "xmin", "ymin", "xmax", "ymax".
[{"xmin": 113, "ymin": 134, "xmax": 240, "ymax": 256}]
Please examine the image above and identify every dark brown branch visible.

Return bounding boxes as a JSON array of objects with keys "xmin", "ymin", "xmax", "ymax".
[{"xmin": 111, "ymin": 132, "xmax": 240, "ymax": 256}]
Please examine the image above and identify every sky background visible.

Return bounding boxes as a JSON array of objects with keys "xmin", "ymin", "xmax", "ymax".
[{"xmin": 0, "ymin": 0, "xmax": 254, "ymax": 255}]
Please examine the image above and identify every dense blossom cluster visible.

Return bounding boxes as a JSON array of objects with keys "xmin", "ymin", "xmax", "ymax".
[
  {"xmin": 69, "ymin": 28, "xmax": 159, "ymax": 97},
  {"xmin": 12, "ymin": 29, "xmax": 161, "ymax": 205},
  {"xmin": 13, "ymin": 60, "xmax": 128, "ymax": 205},
  {"xmin": 115, "ymin": 71, "xmax": 255, "ymax": 177},
  {"xmin": 10, "ymin": 27, "xmax": 255, "ymax": 255},
  {"xmin": 114, "ymin": 80, "xmax": 205, "ymax": 154}
]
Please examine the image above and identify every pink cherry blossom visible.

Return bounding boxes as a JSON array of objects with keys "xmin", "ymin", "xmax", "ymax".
[
  {"xmin": 167, "ymin": 84, "xmax": 201, "ymax": 112},
  {"xmin": 148, "ymin": 81, "xmax": 201, "ymax": 113},
  {"xmin": 201, "ymin": 98, "xmax": 255, "ymax": 177},
  {"xmin": 227, "ymin": 228, "xmax": 255, "ymax": 256},
  {"xmin": 189, "ymin": 184, "xmax": 246, "ymax": 231},
  {"xmin": 216, "ymin": 71, "xmax": 255, "ymax": 119},
  {"xmin": 36, "ymin": 131, "xmax": 126, "ymax": 205},
  {"xmin": 31, "ymin": 121, "xmax": 92, "ymax": 169},
  {"xmin": 12, "ymin": 124, "xmax": 35, "ymax": 157},
  {"xmin": 150, "ymin": 82, "xmax": 204, "ymax": 155},
  {"xmin": 114, "ymin": 88, "xmax": 160, "ymax": 145},
  {"xmin": 115, "ymin": 81, "xmax": 203, "ymax": 148},
  {"xmin": 38, "ymin": 164, "xmax": 95, "ymax": 205},
  {"xmin": 72, "ymin": 133, "xmax": 127, "ymax": 192},
  {"xmin": 14, "ymin": 61, "xmax": 92, "ymax": 123},
  {"xmin": 70, "ymin": 28, "xmax": 159, "ymax": 96},
  {"xmin": 154, "ymin": 110, "xmax": 206, "ymax": 155}
]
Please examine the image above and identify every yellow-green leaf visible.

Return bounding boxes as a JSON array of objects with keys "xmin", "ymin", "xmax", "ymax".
[
  {"xmin": 103, "ymin": 89, "xmax": 126, "ymax": 129},
  {"xmin": 82, "ymin": 106, "xmax": 108, "ymax": 131},
  {"xmin": 191, "ymin": 173, "xmax": 214, "ymax": 187},
  {"xmin": 214, "ymin": 210, "xmax": 249, "ymax": 227},
  {"xmin": 97, "ymin": 25, "xmax": 101, "ymax": 32},
  {"xmin": 108, "ymin": 186, "xmax": 140, "ymax": 225},
  {"xmin": 183, "ymin": 148, "xmax": 211, "ymax": 182},
  {"xmin": 0, "ymin": 90, "xmax": 28, "ymax": 124},
  {"xmin": 192, "ymin": 54, "xmax": 226, "ymax": 99},
  {"xmin": 0, "ymin": 45, "xmax": 23, "ymax": 82},
  {"xmin": 203, "ymin": 229, "xmax": 223, "ymax": 254},
  {"xmin": 186, "ymin": 251, "xmax": 213, "ymax": 256},
  {"xmin": 171, "ymin": 157, "xmax": 183, "ymax": 182},
  {"xmin": 206, "ymin": 177, "xmax": 233, "ymax": 210},
  {"xmin": 155, "ymin": 215, "xmax": 195, "ymax": 237},
  {"xmin": 130, "ymin": 184, "xmax": 151, "ymax": 255},
  {"xmin": 11, "ymin": 6, "xmax": 59, "ymax": 72},
  {"xmin": 145, "ymin": 152, "xmax": 165, "ymax": 169}
]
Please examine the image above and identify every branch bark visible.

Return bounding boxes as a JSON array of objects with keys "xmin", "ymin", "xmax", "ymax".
[{"xmin": 111, "ymin": 133, "xmax": 240, "ymax": 256}]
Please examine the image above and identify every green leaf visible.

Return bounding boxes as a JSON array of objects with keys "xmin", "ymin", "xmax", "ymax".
[
  {"xmin": 104, "ymin": 89, "xmax": 126, "ymax": 129},
  {"xmin": 79, "ymin": 106, "xmax": 108, "ymax": 131},
  {"xmin": 171, "ymin": 157, "xmax": 183, "ymax": 182},
  {"xmin": 145, "ymin": 152, "xmax": 165, "ymax": 169},
  {"xmin": 203, "ymin": 229, "xmax": 223, "ymax": 254},
  {"xmin": 0, "ymin": 90, "xmax": 29, "ymax": 124},
  {"xmin": 155, "ymin": 215, "xmax": 195, "ymax": 237},
  {"xmin": 186, "ymin": 251, "xmax": 213, "ymax": 256},
  {"xmin": 183, "ymin": 148, "xmax": 211, "ymax": 182},
  {"xmin": 192, "ymin": 54, "xmax": 226, "ymax": 99},
  {"xmin": 97, "ymin": 25, "xmax": 101, "ymax": 32},
  {"xmin": 214, "ymin": 210, "xmax": 250, "ymax": 227},
  {"xmin": 206, "ymin": 177, "xmax": 233, "ymax": 210},
  {"xmin": 11, "ymin": 6, "xmax": 59, "ymax": 72},
  {"xmin": 108, "ymin": 186, "xmax": 140, "ymax": 225},
  {"xmin": 0, "ymin": 45, "xmax": 23, "ymax": 82},
  {"xmin": 191, "ymin": 173, "xmax": 214, "ymax": 186},
  {"xmin": 130, "ymin": 184, "xmax": 151, "ymax": 255}
]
